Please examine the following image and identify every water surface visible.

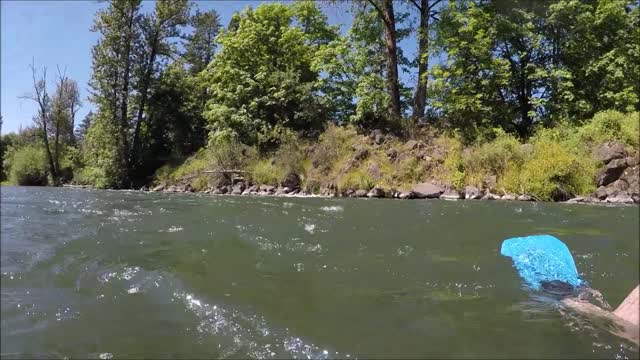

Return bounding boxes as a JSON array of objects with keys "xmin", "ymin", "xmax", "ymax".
[{"xmin": 1, "ymin": 186, "xmax": 638, "ymax": 358}]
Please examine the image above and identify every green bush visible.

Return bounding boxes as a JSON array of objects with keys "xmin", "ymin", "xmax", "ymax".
[
  {"xmin": 578, "ymin": 110, "xmax": 639, "ymax": 150},
  {"xmin": 7, "ymin": 145, "xmax": 48, "ymax": 186},
  {"xmin": 249, "ymin": 159, "xmax": 282, "ymax": 185},
  {"xmin": 463, "ymin": 129, "xmax": 523, "ymax": 187},
  {"xmin": 499, "ymin": 130, "xmax": 596, "ymax": 200},
  {"xmin": 338, "ymin": 167, "xmax": 375, "ymax": 191}
]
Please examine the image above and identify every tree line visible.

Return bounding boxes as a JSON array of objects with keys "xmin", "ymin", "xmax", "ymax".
[{"xmin": 1, "ymin": 0, "xmax": 638, "ymax": 188}]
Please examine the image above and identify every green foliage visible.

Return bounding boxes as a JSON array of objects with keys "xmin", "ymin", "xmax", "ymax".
[
  {"xmin": 202, "ymin": 2, "xmax": 337, "ymax": 150},
  {"xmin": 463, "ymin": 129, "xmax": 523, "ymax": 187},
  {"xmin": 499, "ymin": 131, "xmax": 596, "ymax": 200},
  {"xmin": 578, "ymin": 110, "xmax": 639, "ymax": 149},
  {"xmin": 6, "ymin": 145, "xmax": 48, "ymax": 186},
  {"xmin": 338, "ymin": 167, "xmax": 375, "ymax": 191},
  {"xmin": 81, "ymin": 116, "xmax": 128, "ymax": 188},
  {"xmin": 249, "ymin": 159, "xmax": 282, "ymax": 186}
]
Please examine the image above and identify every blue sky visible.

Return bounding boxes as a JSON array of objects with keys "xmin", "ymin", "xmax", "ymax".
[{"xmin": 1, "ymin": 1, "xmax": 418, "ymax": 135}]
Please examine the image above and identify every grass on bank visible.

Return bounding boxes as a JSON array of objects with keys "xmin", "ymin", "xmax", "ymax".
[{"xmin": 148, "ymin": 110, "xmax": 638, "ymax": 200}]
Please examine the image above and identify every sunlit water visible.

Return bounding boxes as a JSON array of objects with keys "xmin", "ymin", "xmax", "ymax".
[{"xmin": 1, "ymin": 186, "xmax": 638, "ymax": 359}]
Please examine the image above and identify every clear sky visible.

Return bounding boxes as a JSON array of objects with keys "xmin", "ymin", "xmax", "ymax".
[{"xmin": 1, "ymin": 0, "xmax": 416, "ymax": 135}]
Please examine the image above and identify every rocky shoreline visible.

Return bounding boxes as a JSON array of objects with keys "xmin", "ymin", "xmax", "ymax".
[{"xmin": 134, "ymin": 140, "xmax": 639, "ymax": 205}]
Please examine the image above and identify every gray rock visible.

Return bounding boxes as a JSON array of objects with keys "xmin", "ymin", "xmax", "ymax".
[
  {"xmin": 404, "ymin": 140, "xmax": 419, "ymax": 151},
  {"xmin": 566, "ymin": 196, "xmax": 585, "ymax": 203},
  {"xmin": 593, "ymin": 141, "xmax": 627, "ymax": 164},
  {"xmin": 398, "ymin": 191, "xmax": 414, "ymax": 199},
  {"xmin": 516, "ymin": 194, "xmax": 533, "ymax": 201},
  {"xmin": 604, "ymin": 179, "xmax": 629, "ymax": 199},
  {"xmin": 440, "ymin": 190, "xmax": 462, "ymax": 200},
  {"xmin": 354, "ymin": 189, "xmax": 368, "ymax": 197},
  {"xmin": 152, "ymin": 184, "xmax": 165, "ymax": 192},
  {"xmin": 231, "ymin": 182, "xmax": 245, "ymax": 195},
  {"xmin": 344, "ymin": 189, "xmax": 355, "ymax": 197},
  {"xmin": 481, "ymin": 192, "xmax": 500, "ymax": 200},
  {"xmin": 386, "ymin": 148, "xmax": 398, "ymax": 161},
  {"xmin": 140, "ymin": 185, "xmax": 149, "ymax": 191},
  {"xmin": 281, "ymin": 173, "xmax": 301, "ymax": 190},
  {"xmin": 166, "ymin": 185, "xmax": 178, "ymax": 192},
  {"xmin": 354, "ymin": 148, "xmax": 369, "ymax": 161},
  {"xmin": 501, "ymin": 194, "xmax": 517, "ymax": 201},
  {"xmin": 371, "ymin": 130, "xmax": 385, "ymax": 145},
  {"xmin": 596, "ymin": 157, "xmax": 629, "ymax": 186},
  {"xmin": 595, "ymin": 186, "xmax": 608, "ymax": 200},
  {"xmin": 367, "ymin": 187, "xmax": 386, "ymax": 198},
  {"xmin": 242, "ymin": 185, "xmax": 259, "ymax": 195},
  {"xmin": 483, "ymin": 175, "xmax": 497, "ymax": 191},
  {"xmin": 213, "ymin": 186, "xmax": 227, "ymax": 194},
  {"xmin": 259, "ymin": 184, "xmax": 276, "ymax": 193},
  {"xmin": 464, "ymin": 186, "xmax": 482, "ymax": 200},
  {"xmin": 606, "ymin": 195, "xmax": 634, "ymax": 204},
  {"xmin": 368, "ymin": 163, "xmax": 381, "ymax": 180},
  {"xmin": 411, "ymin": 182, "xmax": 445, "ymax": 199},
  {"xmin": 619, "ymin": 165, "xmax": 639, "ymax": 197}
]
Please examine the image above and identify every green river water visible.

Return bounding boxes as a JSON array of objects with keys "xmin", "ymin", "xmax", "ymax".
[{"xmin": 1, "ymin": 186, "xmax": 638, "ymax": 359}]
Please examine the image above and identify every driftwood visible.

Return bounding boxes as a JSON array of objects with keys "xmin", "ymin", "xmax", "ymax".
[{"xmin": 203, "ymin": 169, "xmax": 247, "ymax": 174}]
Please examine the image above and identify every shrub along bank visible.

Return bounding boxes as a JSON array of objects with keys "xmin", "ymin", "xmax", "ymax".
[{"xmin": 147, "ymin": 111, "xmax": 639, "ymax": 204}]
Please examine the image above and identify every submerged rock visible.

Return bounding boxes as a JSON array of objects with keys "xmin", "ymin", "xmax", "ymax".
[{"xmin": 411, "ymin": 182, "xmax": 444, "ymax": 199}]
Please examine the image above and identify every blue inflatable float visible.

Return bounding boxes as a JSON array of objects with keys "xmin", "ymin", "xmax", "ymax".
[{"xmin": 500, "ymin": 234, "xmax": 583, "ymax": 290}]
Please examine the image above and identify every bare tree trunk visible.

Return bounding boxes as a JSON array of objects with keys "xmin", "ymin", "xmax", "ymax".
[
  {"xmin": 130, "ymin": 41, "xmax": 158, "ymax": 171},
  {"xmin": 381, "ymin": 0, "xmax": 401, "ymax": 120},
  {"xmin": 119, "ymin": 4, "xmax": 136, "ymax": 168},
  {"xmin": 23, "ymin": 63, "xmax": 59, "ymax": 185},
  {"xmin": 412, "ymin": 0, "xmax": 429, "ymax": 122}
]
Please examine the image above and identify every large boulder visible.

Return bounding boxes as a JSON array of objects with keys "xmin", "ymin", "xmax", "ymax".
[
  {"xmin": 281, "ymin": 173, "xmax": 301, "ymax": 190},
  {"xmin": 371, "ymin": 130, "xmax": 385, "ymax": 145},
  {"xmin": 596, "ymin": 157, "xmax": 629, "ymax": 186},
  {"xmin": 593, "ymin": 141, "xmax": 627, "ymax": 164},
  {"xmin": 259, "ymin": 184, "xmax": 276, "ymax": 194},
  {"xmin": 481, "ymin": 192, "xmax": 500, "ymax": 200},
  {"xmin": 411, "ymin": 182, "xmax": 445, "ymax": 199},
  {"xmin": 619, "ymin": 165, "xmax": 639, "ymax": 197},
  {"xmin": 501, "ymin": 194, "xmax": 517, "ymax": 201}
]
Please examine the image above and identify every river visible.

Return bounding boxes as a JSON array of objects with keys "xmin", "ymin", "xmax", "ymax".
[{"xmin": 1, "ymin": 186, "xmax": 638, "ymax": 358}]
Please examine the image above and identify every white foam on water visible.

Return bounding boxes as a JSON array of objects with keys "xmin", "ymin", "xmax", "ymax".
[
  {"xmin": 320, "ymin": 206, "xmax": 343, "ymax": 212},
  {"xmin": 304, "ymin": 224, "xmax": 316, "ymax": 234},
  {"xmin": 174, "ymin": 291, "xmax": 345, "ymax": 359}
]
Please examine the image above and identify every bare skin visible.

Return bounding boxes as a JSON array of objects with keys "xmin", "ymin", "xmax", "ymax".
[{"xmin": 562, "ymin": 285, "xmax": 639, "ymax": 345}]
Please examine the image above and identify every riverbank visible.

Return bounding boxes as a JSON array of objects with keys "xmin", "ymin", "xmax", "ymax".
[{"xmin": 145, "ymin": 113, "xmax": 639, "ymax": 205}]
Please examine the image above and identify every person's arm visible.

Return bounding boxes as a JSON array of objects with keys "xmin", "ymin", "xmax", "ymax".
[{"xmin": 613, "ymin": 285, "xmax": 639, "ymax": 327}]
